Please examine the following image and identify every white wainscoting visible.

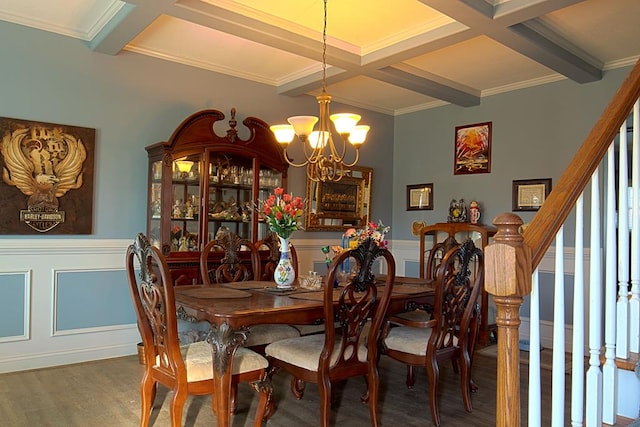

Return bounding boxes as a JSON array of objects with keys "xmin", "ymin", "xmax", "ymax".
[
  {"xmin": 0, "ymin": 237, "xmax": 585, "ymax": 373},
  {"xmin": 0, "ymin": 239, "xmax": 139, "ymax": 373}
]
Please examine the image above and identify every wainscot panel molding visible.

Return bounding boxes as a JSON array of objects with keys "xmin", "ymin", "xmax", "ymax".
[
  {"xmin": 0, "ymin": 271, "xmax": 30, "ymax": 342},
  {"xmin": 0, "ymin": 239, "xmax": 139, "ymax": 373}
]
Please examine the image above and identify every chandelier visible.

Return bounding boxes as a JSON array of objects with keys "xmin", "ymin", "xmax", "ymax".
[{"xmin": 270, "ymin": 0, "xmax": 369, "ymax": 182}]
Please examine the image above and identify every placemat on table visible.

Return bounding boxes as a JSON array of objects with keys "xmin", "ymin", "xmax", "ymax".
[
  {"xmin": 253, "ymin": 286, "xmax": 300, "ymax": 296},
  {"xmin": 392, "ymin": 284, "xmax": 433, "ymax": 295},
  {"xmin": 221, "ymin": 280, "xmax": 274, "ymax": 290},
  {"xmin": 180, "ymin": 287, "xmax": 251, "ymax": 299}
]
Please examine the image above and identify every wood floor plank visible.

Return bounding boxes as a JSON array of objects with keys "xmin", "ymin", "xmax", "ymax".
[{"xmin": 0, "ymin": 351, "xmax": 633, "ymax": 426}]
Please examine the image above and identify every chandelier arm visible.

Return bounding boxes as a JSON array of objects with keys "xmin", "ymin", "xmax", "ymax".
[
  {"xmin": 283, "ymin": 146, "xmax": 310, "ymax": 168},
  {"xmin": 329, "ymin": 134, "xmax": 347, "ymax": 163},
  {"xmin": 340, "ymin": 148, "xmax": 360, "ymax": 168},
  {"xmin": 302, "ymin": 141, "xmax": 324, "ymax": 165}
]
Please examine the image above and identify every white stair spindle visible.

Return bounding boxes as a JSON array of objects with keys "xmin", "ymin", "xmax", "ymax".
[
  {"xmin": 529, "ymin": 268, "xmax": 542, "ymax": 427},
  {"xmin": 603, "ymin": 143, "xmax": 618, "ymax": 424},
  {"xmin": 552, "ymin": 228, "xmax": 565, "ymax": 427},
  {"xmin": 571, "ymin": 194, "xmax": 586, "ymax": 427},
  {"xmin": 586, "ymin": 170, "xmax": 603, "ymax": 427},
  {"xmin": 630, "ymin": 100, "xmax": 640, "ymax": 353},
  {"xmin": 617, "ymin": 119, "xmax": 630, "ymax": 359}
]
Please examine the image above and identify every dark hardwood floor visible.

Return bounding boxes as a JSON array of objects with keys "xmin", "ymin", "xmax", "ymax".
[{"xmin": 0, "ymin": 350, "xmax": 633, "ymax": 426}]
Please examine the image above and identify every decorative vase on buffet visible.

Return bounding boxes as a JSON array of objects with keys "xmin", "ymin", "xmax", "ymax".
[
  {"xmin": 259, "ymin": 187, "xmax": 304, "ymax": 289},
  {"xmin": 274, "ymin": 235, "xmax": 295, "ymax": 288}
]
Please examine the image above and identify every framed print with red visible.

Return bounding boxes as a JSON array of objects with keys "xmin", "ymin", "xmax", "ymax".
[{"xmin": 454, "ymin": 121, "xmax": 492, "ymax": 175}]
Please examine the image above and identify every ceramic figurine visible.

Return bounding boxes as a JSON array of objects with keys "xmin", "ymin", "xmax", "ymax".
[
  {"xmin": 469, "ymin": 200, "xmax": 481, "ymax": 224},
  {"xmin": 447, "ymin": 199, "xmax": 468, "ymax": 223}
]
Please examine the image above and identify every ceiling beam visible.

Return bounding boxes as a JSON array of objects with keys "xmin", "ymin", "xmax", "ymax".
[
  {"xmin": 420, "ymin": 0, "xmax": 602, "ymax": 82},
  {"xmin": 373, "ymin": 64, "xmax": 480, "ymax": 107},
  {"xmin": 89, "ymin": 0, "xmax": 169, "ymax": 54}
]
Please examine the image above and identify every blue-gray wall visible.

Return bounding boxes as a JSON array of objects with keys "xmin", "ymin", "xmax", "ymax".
[
  {"xmin": 0, "ymin": 20, "xmax": 394, "ymax": 240},
  {"xmin": 392, "ymin": 66, "xmax": 632, "ymax": 240}
]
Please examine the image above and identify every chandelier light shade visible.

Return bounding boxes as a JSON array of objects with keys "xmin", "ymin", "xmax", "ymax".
[{"xmin": 270, "ymin": 0, "xmax": 369, "ymax": 182}]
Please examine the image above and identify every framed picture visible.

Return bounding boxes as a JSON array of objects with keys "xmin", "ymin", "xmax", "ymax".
[
  {"xmin": 512, "ymin": 178, "xmax": 552, "ymax": 211},
  {"xmin": 0, "ymin": 116, "xmax": 95, "ymax": 234},
  {"xmin": 454, "ymin": 121, "xmax": 492, "ymax": 175},
  {"xmin": 406, "ymin": 183, "xmax": 433, "ymax": 211}
]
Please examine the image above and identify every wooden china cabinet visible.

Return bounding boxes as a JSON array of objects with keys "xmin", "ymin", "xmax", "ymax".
[{"xmin": 145, "ymin": 108, "xmax": 289, "ymax": 285}]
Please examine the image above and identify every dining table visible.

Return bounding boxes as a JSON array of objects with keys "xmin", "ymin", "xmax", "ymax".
[{"xmin": 174, "ymin": 276, "xmax": 434, "ymax": 427}]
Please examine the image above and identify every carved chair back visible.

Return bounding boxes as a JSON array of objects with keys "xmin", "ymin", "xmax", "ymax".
[
  {"xmin": 126, "ymin": 233, "xmax": 186, "ymax": 379},
  {"xmin": 322, "ymin": 237, "xmax": 396, "ymax": 377},
  {"xmin": 200, "ymin": 230, "xmax": 260, "ymax": 284}
]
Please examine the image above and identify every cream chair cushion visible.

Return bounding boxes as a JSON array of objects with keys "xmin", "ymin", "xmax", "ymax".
[
  {"xmin": 154, "ymin": 341, "xmax": 268, "ymax": 382},
  {"xmin": 244, "ymin": 324, "xmax": 300, "ymax": 346},
  {"xmin": 383, "ymin": 326, "xmax": 458, "ymax": 357},
  {"xmin": 265, "ymin": 333, "xmax": 368, "ymax": 372}
]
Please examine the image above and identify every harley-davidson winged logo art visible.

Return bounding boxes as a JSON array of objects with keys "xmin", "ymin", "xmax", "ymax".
[{"xmin": 0, "ymin": 118, "xmax": 95, "ymax": 234}]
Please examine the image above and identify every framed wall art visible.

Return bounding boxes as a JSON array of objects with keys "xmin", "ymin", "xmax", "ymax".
[
  {"xmin": 454, "ymin": 121, "xmax": 492, "ymax": 175},
  {"xmin": 406, "ymin": 183, "xmax": 433, "ymax": 211},
  {"xmin": 512, "ymin": 178, "xmax": 552, "ymax": 211},
  {"xmin": 0, "ymin": 116, "xmax": 95, "ymax": 234}
]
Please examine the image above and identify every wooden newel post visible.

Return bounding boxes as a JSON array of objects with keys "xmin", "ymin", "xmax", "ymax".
[{"xmin": 485, "ymin": 213, "xmax": 532, "ymax": 427}]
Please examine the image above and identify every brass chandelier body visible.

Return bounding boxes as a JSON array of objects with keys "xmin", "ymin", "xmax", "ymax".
[{"xmin": 270, "ymin": 0, "xmax": 369, "ymax": 182}]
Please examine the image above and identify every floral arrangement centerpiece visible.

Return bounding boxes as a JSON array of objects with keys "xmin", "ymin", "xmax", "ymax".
[
  {"xmin": 320, "ymin": 220, "xmax": 390, "ymax": 287},
  {"xmin": 260, "ymin": 187, "xmax": 304, "ymax": 239},
  {"xmin": 259, "ymin": 187, "xmax": 304, "ymax": 288},
  {"xmin": 344, "ymin": 220, "xmax": 390, "ymax": 249}
]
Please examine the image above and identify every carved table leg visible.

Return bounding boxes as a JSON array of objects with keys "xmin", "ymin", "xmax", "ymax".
[{"xmin": 206, "ymin": 322, "xmax": 248, "ymax": 427}]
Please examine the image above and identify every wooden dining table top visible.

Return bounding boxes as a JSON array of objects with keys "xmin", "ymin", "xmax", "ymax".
[{"xmin": 174, "ymin": 276, "xmax": 435, "ymax": 328}]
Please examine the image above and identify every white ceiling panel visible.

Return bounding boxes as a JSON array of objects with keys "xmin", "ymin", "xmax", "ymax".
[{"xmin": 1, "ymin": 0, "xmax": 638, "ymax": 115}]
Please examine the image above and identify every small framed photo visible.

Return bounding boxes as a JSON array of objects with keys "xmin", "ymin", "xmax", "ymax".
[
  {"xmin": 406, "ymin": 183, "xmax": 434, "ymax": 211},
  {"xmin": 454, "ymin": 121, "xmax": 492, "ymax": 175},
  {"xmin": 512, "ymin": 178, "xmax": 552, "ymax": 211}
]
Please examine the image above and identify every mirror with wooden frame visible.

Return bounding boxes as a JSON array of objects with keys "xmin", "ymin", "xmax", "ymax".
[{"xmin": 305, "ymin": 166, "xmax": 372, "ymax": 232}]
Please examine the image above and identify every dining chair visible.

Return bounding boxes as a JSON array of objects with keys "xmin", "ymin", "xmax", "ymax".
[
  {"xmin": 388, "ymin": 238, "xmax": 455, "ymax": 387},
  {"xmin": 126, "ymin": 233, "xmax": 271, "ymax": 427},
  {"xmin": 200, "ymin": 230, "xmax": 300, "ymax": 351},
  {"xmin": 382, "ymin": 239, "xmax": 484, "ymax": 426},
  {"xmin": 264, "ymin": 237, "xmax": 396, "ymax": 427}
]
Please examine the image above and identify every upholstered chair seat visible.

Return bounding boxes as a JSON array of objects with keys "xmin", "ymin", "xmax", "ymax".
[
  {"xmin": 384, "ymin": 326, "xmax": 458, "ymax": 356},
  {"xmin": 173, "ymin": 341, "xmax": 269, "ymax": 382}
]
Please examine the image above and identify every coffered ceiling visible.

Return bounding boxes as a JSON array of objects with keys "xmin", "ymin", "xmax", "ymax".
[{"xmin": 2, "ymin": 0, "xmax": 639, "ymax": 115}]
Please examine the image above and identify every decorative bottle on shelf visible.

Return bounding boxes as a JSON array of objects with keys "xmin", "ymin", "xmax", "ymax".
[{"xmin": 274, "ymin": 235, "xmax": 295, "ymax": 288}]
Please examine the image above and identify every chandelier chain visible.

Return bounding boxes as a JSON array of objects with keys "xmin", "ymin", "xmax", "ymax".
[
  {"xmin": 322, "ymin": 0, "xmax": 327, "ymax": 93},
  {"xmin": 269, "ymin": 0, "xmax": 368, "ymax": 182}
]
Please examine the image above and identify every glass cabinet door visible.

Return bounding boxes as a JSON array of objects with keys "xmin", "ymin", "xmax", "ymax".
[
  {"xmin": 170, "ymin": 154, "xmax": 201, "ymax": 252},
  {"xmin": 256, "ymin": 167, "xmax": 283, "ymax": 240},
  {"xmin": 206, "ymin": 153, "xmax": 253, "ymax": 241},
  {"xmin": 148, "ymin": 159, "xmax": 163, "ymax": 249}
]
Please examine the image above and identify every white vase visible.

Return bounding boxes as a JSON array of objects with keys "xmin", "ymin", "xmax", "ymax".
[{"xmin": 274, "ymin": 235, "xmax": 295, "ymax": 288}]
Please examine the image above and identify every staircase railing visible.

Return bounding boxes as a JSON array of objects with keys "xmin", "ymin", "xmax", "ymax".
[{"xmin": 485, "ymin": 59, "xmax": 640, "ymax": 426}]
